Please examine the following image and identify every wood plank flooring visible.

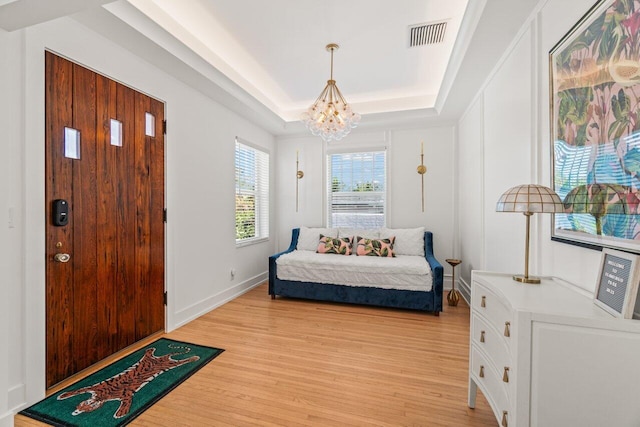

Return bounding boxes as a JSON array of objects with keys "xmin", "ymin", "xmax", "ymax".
[{"xmin": 16, "ymin": 283, "xmax": 496, "ymax": 426}]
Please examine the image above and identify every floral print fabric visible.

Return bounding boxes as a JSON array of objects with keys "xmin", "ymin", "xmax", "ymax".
[
  {"xmin": 356, "ymin": 236, "xmax": 396, "ymax": 257},
  {"xmin": 316, "ymin": 235, "xmax": 353, "ymax": 255}
]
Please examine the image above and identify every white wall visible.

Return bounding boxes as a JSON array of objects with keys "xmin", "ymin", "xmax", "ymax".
[
  {"xmin": 1, "ymin": 16, "xmax": 276, "ymax": 422},
  {"xmin": 0, "ymin": 27, "xmax": 24, "ymax": 427},
  {"xmin": 276, "ymin": 126, "xmax": 456, "ymax": 271},
  {"xmin": 458, "ymin": 96, "xmax": 484, "ymax": 294},
  {"xmin": 483, "ymin": 26, "xmax": 534, "ymax": 274},
  {"xmin": 457, "ymin": 0, "xmax": 604, "ymax": 293}
]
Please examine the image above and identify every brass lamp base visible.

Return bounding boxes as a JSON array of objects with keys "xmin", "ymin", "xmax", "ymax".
[
  {"xmin": 447, "ymin": 289, "xmax": 460, "ymax": 306},
  {"xmin": 513, "ymin": 275, "xmax": 540, "ymax": 284}
]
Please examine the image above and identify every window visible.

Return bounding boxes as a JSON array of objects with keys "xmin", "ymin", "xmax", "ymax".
[
  {"xmin": 64, "ymin": 127, "xmax": 81, "ymax": 159},
  {"xmin": 145, "ymin": 112, "xmax": 155, "ymax": 137},
  {"xmin": 110, "ymin": 119, "xmax": 123, "ymax": 147},
  {"xmin": 327, "ymin": 150, "xmax": 386, "ymax": 228},
  {"xmin": 235, "ymin": 138, "xmax": 269, "ymax": 245}
]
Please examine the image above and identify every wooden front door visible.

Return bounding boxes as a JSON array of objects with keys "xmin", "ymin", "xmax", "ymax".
[{"xmin": 45, "ymin": 52, "xmax": 165, "ymax": 388}]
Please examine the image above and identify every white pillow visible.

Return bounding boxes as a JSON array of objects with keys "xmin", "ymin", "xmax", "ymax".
[
  {"xmin": 338, "ymin": 228, "xmax": 380, "ymax": 239},
  {"xmin": 380, "ymin": 227, "xmax": 425, "ymax": 256},
  {"xmin": 297, "ymin": 227, "xmax": 338, "ymax": 251}
]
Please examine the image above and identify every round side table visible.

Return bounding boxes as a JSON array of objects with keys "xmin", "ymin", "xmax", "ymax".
[{"xmin": 446, "ymin": 258, "xmax": 462, "ymax": 306}]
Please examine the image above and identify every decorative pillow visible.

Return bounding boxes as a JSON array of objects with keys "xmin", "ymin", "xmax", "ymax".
[
  {"xmin": 316, "ymin": 235, "xmax": 353, "ymax": 255},
  {"xmin": 338, "ymin": 228, "xmax": 379, "ymax": 239},
  {"xmin": 297, "ymin": 227, "xmax": 338, "ymax": 251},
  {"xmin": 355, "ymin": 236, "xmax": 395, "ymax": 257},
  {"xmin": 380, "ymin": 227, "xmax": 424, "ymax": 256}
]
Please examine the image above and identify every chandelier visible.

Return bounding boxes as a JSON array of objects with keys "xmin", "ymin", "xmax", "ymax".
[{"xmin": 301, "ymin": 43, "xmax": 361, "ymax": 142}]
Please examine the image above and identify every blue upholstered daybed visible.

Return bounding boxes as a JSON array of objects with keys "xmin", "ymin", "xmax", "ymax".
[{"xmin": 269, "ymin": 227, "xmax": 443, "ymax": 315}]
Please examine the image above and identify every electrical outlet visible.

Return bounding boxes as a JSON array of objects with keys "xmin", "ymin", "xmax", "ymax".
[{"xmin": 230, "ymin": 268, "xmax": 236, "ymax": 279}]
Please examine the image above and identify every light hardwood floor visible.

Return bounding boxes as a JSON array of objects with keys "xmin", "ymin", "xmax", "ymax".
[{"xmin": 16, "ymin": 283, "xmax": 495, "ymax": 426}]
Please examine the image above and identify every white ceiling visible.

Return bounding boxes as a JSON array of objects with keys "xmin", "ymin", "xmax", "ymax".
[
  {"xmin": 0, "ymin": 0, "xmax": 114, "ymax": 30},
  {"xmin": 126, "ymin": 0, "xmax": 469, "ymax": 122},
  {"xmin": 0, "ymin": 0, "xmax": 541, "ymax": 133}
]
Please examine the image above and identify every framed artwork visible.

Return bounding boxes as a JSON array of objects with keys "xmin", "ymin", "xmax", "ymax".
[
  {"xmin": 550, "ymin": 0, "xmax": 640, "ymax": 254},
  {"xmin": 594, "ymin": 248, "xmax": 640, "ymax": 318}
]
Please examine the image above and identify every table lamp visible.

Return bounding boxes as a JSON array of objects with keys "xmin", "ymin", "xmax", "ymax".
[{"xmin": 496, "ymin": 184, "xmax": 564, "ymax": 284}]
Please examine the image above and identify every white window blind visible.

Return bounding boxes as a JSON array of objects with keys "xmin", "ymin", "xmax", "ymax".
[
  {"xmin": 235, "ymin": 138, "xmax": 269, "ymax": 244},
  {"xmin": 327, "ymin": 150, "xmax": 386, "ymax": 228}
]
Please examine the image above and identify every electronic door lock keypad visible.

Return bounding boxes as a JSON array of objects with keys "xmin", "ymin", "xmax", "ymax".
[{"xmin": 52, "ymin": 199, "xmax": 69, "ymax": 226}]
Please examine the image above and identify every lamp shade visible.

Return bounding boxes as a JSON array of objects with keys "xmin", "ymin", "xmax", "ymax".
[
  {"xmin": 496, "ymin": 184, "xmax": 563, "ymax": 214},
  {"xmin": 496, "ymin": 184, "xmax": 563, "ymax": 284}
]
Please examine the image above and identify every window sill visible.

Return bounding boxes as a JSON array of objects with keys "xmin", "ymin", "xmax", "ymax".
[{"xmin": 236, "ymin": 237, "xmax": 269, "ymax": 248}]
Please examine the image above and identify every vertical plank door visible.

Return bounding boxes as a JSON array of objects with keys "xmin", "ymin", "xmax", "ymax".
[{"xmin": 45, "ymin": 52, "xmax": 165, "ymax": 388}]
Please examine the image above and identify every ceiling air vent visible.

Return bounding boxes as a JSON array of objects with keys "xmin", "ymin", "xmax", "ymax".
[{"xmin": 409, "ymin": 21, "xmax": 447, "ymax": 47}]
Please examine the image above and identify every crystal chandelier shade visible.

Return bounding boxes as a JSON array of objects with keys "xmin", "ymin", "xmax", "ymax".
[{"xmin": 301, "ymin": 44, "xmax": 361, "ymax": 142}]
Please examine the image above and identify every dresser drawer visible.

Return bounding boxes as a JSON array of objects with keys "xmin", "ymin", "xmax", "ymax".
[
  {"xmin": 471, "ymin": 313, "xmax": 512, "ymax": 375},
  {"xmin": 470, "ymin": 345, "xmax": 510, "ymax": 424},
  {"xmin": 472, "ymin": 281, "xmax": 514, "ymax": 344}
]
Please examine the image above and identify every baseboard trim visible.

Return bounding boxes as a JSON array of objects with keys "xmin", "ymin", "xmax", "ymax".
[
  {"xmin": 8, "ymin": 383, "xmax": 24, "ymax": 417},
  {"xmin": 0, "ymin": 410, "xmax": 14, "ymax": 427},
  {"xmin": 444, "ymin": 273, "xmax": 452, "ymax": 291},
  {"xmin": 458, "ymin": 276, "xmax": 471, "ymax": 305},
  {"xmin": 171, "ymin": 273, "xmax": 267, "ymax": 330}
]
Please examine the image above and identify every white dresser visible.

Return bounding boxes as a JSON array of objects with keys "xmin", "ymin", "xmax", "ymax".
[{"xmin": 468, "ymin": 271, "xmax": 640, "ymax": 427}]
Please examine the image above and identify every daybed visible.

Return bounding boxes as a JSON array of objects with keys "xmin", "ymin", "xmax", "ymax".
[{"xmin": 268, "ymin": 227, "xmax": 443, "ymax": 315}]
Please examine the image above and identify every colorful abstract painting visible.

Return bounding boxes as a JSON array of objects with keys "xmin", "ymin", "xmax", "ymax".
[{"xmin": 551, "ymin": 0, "xmax": 640, "ymax": 253}]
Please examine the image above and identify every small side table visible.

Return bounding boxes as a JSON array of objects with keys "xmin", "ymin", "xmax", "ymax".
[{"xmin": 446, "ymin": 258, "xmax": 462, "ymax": 306}]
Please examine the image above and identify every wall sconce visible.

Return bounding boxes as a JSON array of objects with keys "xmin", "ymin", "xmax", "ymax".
[
  {"xmin": 417, "ymin": 141, "xmax": 427, "ymax": 212},
  {"xmin": 296, "ymin": 150, "xmax": 304, "ymax": 212}
]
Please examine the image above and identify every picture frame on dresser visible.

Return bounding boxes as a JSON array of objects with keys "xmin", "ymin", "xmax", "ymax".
[{"xmin": 594, "ymin": 248, "xmax": 640, "ymax": 318}]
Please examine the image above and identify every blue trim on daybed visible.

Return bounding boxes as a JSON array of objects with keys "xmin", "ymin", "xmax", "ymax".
[
  {"xmin": 268, "ymin": 228, "xmax": 443, "ymax": 314},
  {"xmin": 268, "ymin": 228, "xmax": 299, "ymax": 296}
]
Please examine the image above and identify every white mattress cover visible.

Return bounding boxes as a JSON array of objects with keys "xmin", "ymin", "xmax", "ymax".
[{"xmin": 276, "ymin": 250, "xmax": 433, "ymax": 291}]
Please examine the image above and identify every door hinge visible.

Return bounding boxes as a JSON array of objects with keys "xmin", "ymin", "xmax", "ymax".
[
  {"xmin": 163, "ymin": 209, "xmax": 167, "ymax": 223},
  {"xmin": 163, "ymin": 291, "xmax": 167, "ymax": 305},
  {"xmin": 162, "ymin": 120, "xmax": 167, "ymax": 135}
]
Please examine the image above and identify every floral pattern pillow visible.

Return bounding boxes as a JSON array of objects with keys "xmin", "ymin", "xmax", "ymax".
[
  {"xmin": 316, "ymin": 235, "xmax": 353, "ymax": 255},
  {"xmin": 356, "ymin": 236, "xmax": 396, "ymax": 257}
]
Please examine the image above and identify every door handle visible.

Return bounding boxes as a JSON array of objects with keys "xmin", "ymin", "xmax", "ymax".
[{"xmin": 54, "ymin": 253, "xmax": 71, "ymax": 263}]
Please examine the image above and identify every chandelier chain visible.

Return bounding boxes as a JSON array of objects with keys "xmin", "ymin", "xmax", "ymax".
[{"xmin": 330, "ymin": 46, "xmax": 334, "ymax": 81}]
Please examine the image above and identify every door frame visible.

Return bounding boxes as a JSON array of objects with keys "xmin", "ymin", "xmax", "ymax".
[{"xmin": 23, "ymin": 48, "xmax": 168, "ymax": 403}]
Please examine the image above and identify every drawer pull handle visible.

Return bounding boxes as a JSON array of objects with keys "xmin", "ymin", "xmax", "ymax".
[
  {"xmin": 503, "ymin": 367, "xmax": 510, "ymax": 383},
  {"xmin": 479, "ymin": 365, "xmax": 484, "ymax": 378},
  {"xmin": 481, "ymin": 296, "xmax": 486, "ymax": 308},
  {"xmin": 502, "ymin": 411, "xmax": 508, "ymax": 427},
  {"xmin": 480, "ymin": 330, "xmax": 485, "ymax": 343},
  {"xmin": 504, "ymin": 321, "xmax": 511, "ymax": 337}
]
